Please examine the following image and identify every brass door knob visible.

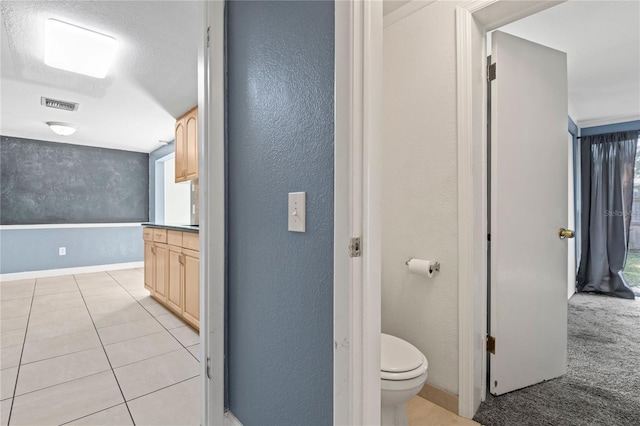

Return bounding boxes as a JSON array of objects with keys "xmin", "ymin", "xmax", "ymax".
[{"xmin": 558, "ymin": 228, "xmax": 575, "ymax": 240}]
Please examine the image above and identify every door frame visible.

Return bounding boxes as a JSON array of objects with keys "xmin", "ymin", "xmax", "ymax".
[
  {"xmin": 455, "ymin": 0, "xmax": 567, "ymax": 418},
  {"xmin": 334, "ymin": 1, "xmax": 383, "ymax": 424},
  {"xmin": 200, "ymin": 1, "xmax": 225, "ymax": 424}
]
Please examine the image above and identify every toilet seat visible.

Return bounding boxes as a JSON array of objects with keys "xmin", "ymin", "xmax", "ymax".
[{"xmin": 381, "ymin": 334, "xmax": 429, "ymax": 381}]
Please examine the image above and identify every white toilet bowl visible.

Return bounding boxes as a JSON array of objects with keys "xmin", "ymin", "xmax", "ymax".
[{"xmin": 381, "ymin": 333, "xmax": 428, "ymax": 426}]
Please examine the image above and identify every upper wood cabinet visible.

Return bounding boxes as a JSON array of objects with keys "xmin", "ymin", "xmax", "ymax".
[{"xmin": 175, "ymin": 106, "xmax": 198, "ymax": 183}]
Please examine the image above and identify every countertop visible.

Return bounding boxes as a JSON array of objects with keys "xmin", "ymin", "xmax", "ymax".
[{"xmin": 142, "ymin": 223, "xmax": 199, "ymax": 233}]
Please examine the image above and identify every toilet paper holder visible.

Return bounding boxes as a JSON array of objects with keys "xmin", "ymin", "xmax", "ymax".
[{"xmin": 405, "ymin": 258, "xmax": 440, "ymax": 274}]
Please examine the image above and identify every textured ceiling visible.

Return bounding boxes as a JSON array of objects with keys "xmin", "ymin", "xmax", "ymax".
[
  {"xmin": 497, "ymin": 0, "xmax": 640, "ymax": 127},
  {"xmin": 1, "ymin": 1, "xmax": 200, "ymax": 153}
]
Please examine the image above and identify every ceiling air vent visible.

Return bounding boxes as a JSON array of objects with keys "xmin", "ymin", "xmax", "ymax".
[{"xmin": 41, "ymin": 97, "xmax": 79, "ymax": 112}]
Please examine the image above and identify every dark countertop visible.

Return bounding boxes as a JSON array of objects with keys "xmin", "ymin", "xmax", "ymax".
[{"xmin": 142, "ymin": 223, "xmax": 199, "ymax": 233}]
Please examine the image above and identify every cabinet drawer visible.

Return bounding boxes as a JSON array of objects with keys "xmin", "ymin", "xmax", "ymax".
[
  {"xmin": 182, "ymin": 232, "xmax": 199, "ymax": 251},
  {"xmin": 167, "ymin": 230, "xmax": 183, "ymax": 246},
  {"xmin": 153, "ymin": 229, "xmax": 167, "ymax": 243},
  {"xmin": 143, "ymin": 227, "xmax": 154, "ymax": 241}
]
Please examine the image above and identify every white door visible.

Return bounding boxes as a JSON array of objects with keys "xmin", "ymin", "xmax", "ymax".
[{"xmin": 489, "ymin": 31, "xmax": 569, "ymax": 396}]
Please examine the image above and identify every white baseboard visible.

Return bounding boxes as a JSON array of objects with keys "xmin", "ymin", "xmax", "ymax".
[
  {"xmin": 0, "ymin": 262, "xmax": 143, "ymax": 282},
  {"xmin": 224, "ymin": 411, "xmax": 243, "ymax": 426}
]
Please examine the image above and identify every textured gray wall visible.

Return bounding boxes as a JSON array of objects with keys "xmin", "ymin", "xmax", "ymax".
[
  {"xmin": 0, "ymin": 136, "xmax": 148, "ymax": 224},
  {"xmin": 227, "ymin": 1, "xmax": 334, "ymax": 424},
  {"xmin": 0, "ymin": 226, "xmax": 143, "ymax": 274}
]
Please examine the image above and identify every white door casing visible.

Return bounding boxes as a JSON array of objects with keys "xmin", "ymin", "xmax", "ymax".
[{"xmin": 489, "ymin": 30, "xmax": 568, "ymax": 396}]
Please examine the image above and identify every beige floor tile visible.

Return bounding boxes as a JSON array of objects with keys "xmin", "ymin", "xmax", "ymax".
[
  {"xmin": 144, "ymin": 303, "xmax": 173, "ymax": 318},
  {"xmin": 406, "ymin": 396, "xmax": 479, "ymax": 426},
  {"xmin": 1, "ymin": 398, "xmax": 11, "ymax": 426},
  {"xmin": 1, "ymin": 345, "xmax": 22, "ymax": 370},
  {"xmin": 66, "ymin": 403, "xmax": 133, "ymax": 425},
  {"xmin": 30, "ymin": 292, "xmax": 84, "ymax": 315},
  {"xmin": 104, "ymin": 331, "xmax": 182, "ymax": 368},
  {"xmin": 26, "ymin": 309, "xmax": 94, "ymax": 343},
  {"xmin": 127, "ymin": 377, "xmax": 199, "ymax": 425},
  {"xmin": 15, "ymin": 347, "xmax": 110, "ymax": 396},
  {"xmin": 186, "ymin": 344, "xmax": 200, "ymax": 361},
  {"xmin": 0, "ymin": 287, "xmax": 33, "ymax": 301},
  {"xmin": 85, "ymin": 299, "xmax": 138, "ymax": 316},
  {"xmin": 127, "ymin": 289, "xmax": 151, "ymax": 300},
  {"xmin": 92, "ymin": 304, "xmax": 152, "ymax": 329},
  {"xmin": 10, "ymin": 371, "xmax": 124, "ymax": 426},
  {"xmin": 35, "ymin": 275, "xmax": 75, "ymax": 284},
  {"xmin": 115, "ymin": 349, "xmax": 198, "ymax": 401},
  {"xmin": 75, "ymin": 280, "xmax": 120, "ymax": 291},
  {"xmin": 22, "ymin": 330, "xmax": 101, "ymax": 364},
  {"xmin": 74, "ymin": 272, "xmax": 112, "ymax": 281},
  {"xmin": 0, "ymin": 367, "xmax": 17, "ymax": 400},
  {"xmin": 0, "ymin": 329, "xmax": 25, "ymax": 349},
  {"xmin": 155, "ymin": 313, "xmax": 188, "ymax": 330},
  {"xmin": 79, "ymin": 286, "xmax": 129, "ymax": 297},
  {"xmin": 169, "ymin": 326, "xmax": 199, "ymax": 347},
  {"xmin": 0, "ymin": 279, "xmax": 35, "ymax": 288},
  {"xmin": 97, "ymin": 317, "xmax": 164, "ymax": 346},
  {"xmin": 0, "ymin": 298, "xmax": 31, "ymax": 320},
  {"xmin": 34, "ymin": 281, "xmax": 79, "ymax": 296},
  {"xmin": 0, "ymin": 315, "xmax": 28, "ymax": 333}
]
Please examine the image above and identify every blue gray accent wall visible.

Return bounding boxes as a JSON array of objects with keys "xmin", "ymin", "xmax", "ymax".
[
  {"xmin": 581, "ymin": 119, "xmax": 640, "ymax": 136},
  {"xmin": 0, "ymin": 136, "xmax": 148, "ymax": 225},
  {"xmin": 148, "ymin": 142, "xmax": 175, "ymax": 222},
  {"xmin": 227, "ymin": 1, "xmax": 334, "ymax": 425},
  {"xmin": 0, "ymin": 226, "xmax": 143, "ymax": 274}
]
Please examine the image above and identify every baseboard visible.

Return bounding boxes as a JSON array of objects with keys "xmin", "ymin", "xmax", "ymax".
[
  {"xmin": 224, "ymin": 411, "xmax": 243, "ymax": 426},
  {"xmin": 0, "ymin": 262, "xmax": 143, "ymax": 281},
  {"xmin": 418, "ymin": 383, "xmax": 459, "ymax": 415}
]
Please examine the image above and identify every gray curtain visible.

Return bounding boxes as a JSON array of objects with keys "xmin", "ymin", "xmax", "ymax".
[{"xmin": 577, "ymin": 130, "xmax": 639, "ymax": 299}]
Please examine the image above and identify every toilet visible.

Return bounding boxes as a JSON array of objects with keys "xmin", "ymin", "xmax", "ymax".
[{"xmin": 381, "ymin": 333, "xmax": 429, "ymax": 426}]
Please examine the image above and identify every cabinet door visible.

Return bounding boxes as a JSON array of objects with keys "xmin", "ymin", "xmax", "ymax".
[
  {"xmin": 167, "ymin": 246, "xmax": 183, "ymax": 313},
  {"xmin": 185, "ymin": 109, "xmax": 198, "ymax": 180},
  {"xmin": 144, "ymin": 242, "xmax": 155, "ymax": 294},
  {"xmin": 175, "ymin": 118, "xmax": 186, "ymax": 182},
  {"xmin": 182, "ymin": 250, "xmax": 199, "ymax": 329},
  {"xmin": 154, "ymin": 244, "xmax": 169, "ymax": 302}
]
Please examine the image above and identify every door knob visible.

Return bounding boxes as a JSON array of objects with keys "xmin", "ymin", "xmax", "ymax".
[{"xmin": 558, "ymin": 228, "xmax": 575, "ymax": 240}]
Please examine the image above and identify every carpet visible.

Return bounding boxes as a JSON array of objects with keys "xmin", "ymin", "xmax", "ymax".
[{"xmin": 473, "ymin": 293, "xmax": 640, "ymax": 426}]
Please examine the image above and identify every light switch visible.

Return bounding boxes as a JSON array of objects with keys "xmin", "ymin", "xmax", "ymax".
[{"xmin": 288, "ymin": 192, "xmax": 306, "ymax": 232}]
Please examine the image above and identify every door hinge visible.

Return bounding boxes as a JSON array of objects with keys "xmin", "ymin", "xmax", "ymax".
[
  {"xmin": 349, "ymin": 237, "xmax": 362, "ymax": 257},
  {"xmin": 487, "ymin": 233, "xmax": 491, "ymax": 242},
  {"xmin": 206, "ymin": 26, "xmax": 211, "ymax": 48},
  {"xmin": 487, "ymin": 335, "xmax": 496, "ymax": 354},
  {"xmin": 206, "ymin": 356, "xmax": 212, "ymax": 379},
  {"xmin": 488, "ymin": 63, "xmax": 496, "ymax": 82}
]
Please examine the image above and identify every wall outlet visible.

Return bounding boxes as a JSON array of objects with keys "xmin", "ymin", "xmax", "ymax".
[{"xmin": 58, "ymin": 247, "xmax": 66, "ymax": 256}]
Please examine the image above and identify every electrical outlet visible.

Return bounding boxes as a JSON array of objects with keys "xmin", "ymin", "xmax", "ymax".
[{"xmin": 59, "ymin": 247, "xmax": 66, "ymax": 256}]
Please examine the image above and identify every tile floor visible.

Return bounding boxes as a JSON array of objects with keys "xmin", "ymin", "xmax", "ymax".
[
  {"xmin": 0, "ymin": 269, "xmax": 200, "ymax": 426},
  {"xmin": 407, "ymin": 396, "xmax": 479, "ymax": 425}
]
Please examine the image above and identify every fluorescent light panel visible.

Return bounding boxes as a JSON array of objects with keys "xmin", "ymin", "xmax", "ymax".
[{"xmin": 45, "ymin": 19, "xmax": 117, "ymax": 78}]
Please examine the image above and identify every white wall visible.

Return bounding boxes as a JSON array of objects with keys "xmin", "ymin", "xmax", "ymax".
[
  {"xmin": 163, "ymin": 158, "xmax": 191, "ymax": 225},
  {"xmin": 382, "ymin": 0, "xmax": 465, "ymax": 395}
]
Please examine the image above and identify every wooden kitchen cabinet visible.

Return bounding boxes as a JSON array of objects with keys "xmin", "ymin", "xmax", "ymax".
[
  {"xmin": 167, "ymin": 245, "xmax": 183, "ymax": 314},
  {"xmin": 182, "ymin": 249, "xmax": 200, "ymax": 328},
  {"xmin": 175, "ymin": 106, "xmax": 198, "ymax": 183},
  {"xmin": 143, "ymin": 227, "xmax": 199, "ymax": 330}
]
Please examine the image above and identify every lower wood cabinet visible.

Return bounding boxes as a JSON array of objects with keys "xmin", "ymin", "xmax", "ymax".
[{"xmin": 143, "ymin": 227, "xmax": 199, "ymax": 330}]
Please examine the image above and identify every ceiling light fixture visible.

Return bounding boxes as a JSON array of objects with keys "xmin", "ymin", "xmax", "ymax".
[
  {"xmin": 44, "ymin": 19, "xmax": 118, "ymax": 78},
  {"xmin": 47, "ymin": 122, "xmax": 76, "ymax": 136}
]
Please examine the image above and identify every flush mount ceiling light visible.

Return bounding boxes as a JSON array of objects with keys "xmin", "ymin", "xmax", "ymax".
[
  {"xmin": 44, "ymin": 19, "xmax": 118, "ymax": 78},
  {"xmin": 47, "ymin": 122, "xmax": 76, "ymax": 136}
]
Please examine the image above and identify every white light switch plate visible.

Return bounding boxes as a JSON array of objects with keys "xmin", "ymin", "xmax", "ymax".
[{"xmin": 288, "ymin": 192, "xmax": 306, "ymax": 232}]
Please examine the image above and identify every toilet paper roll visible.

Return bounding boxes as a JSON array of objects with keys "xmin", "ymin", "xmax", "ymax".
[{"xmin": 407, "ymin": 258, "xmax": 438, "ymax": 278}]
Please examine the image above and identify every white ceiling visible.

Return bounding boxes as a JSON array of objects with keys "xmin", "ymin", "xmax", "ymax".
[
  {"xmin": 1, "ymin": 1, "xmax": 200, "ymax": 153},
  {"xmin": 496, "ymin": 0, "xmax": 640, "ymax": 127}
]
